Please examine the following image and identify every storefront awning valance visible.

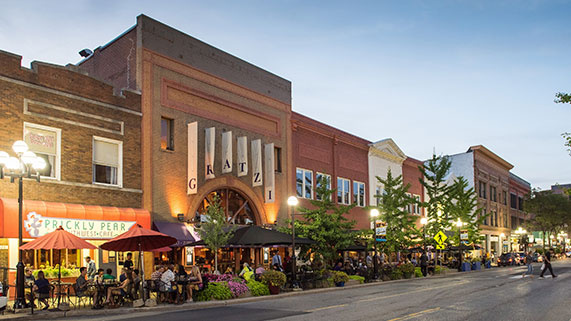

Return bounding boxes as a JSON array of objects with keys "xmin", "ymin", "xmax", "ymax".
[
  {"xmin": 0, "ymin": 198, "xmax": 151, "ymax": 240},
  {"xmin": 152, "ymin": 221, "xmax": 196, "ymax": 247}
]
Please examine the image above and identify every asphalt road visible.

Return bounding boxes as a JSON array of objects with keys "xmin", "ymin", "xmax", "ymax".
[{"xmin": 69, "ymin": 260, "xmax": 571, "ymax": 321}]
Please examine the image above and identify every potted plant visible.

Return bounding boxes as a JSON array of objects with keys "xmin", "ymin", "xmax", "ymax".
[
  {"xmin": 331, "ymin": 271, "xmax": 349, "ymax": 287},
  {"xmin": 471, "ymin": 257, "xmax": 481, "ymax": 270},
  {"xmin": 399, "ymin": 263, "xmax": 415, "ymax": 279},
  {"xmin": 260, "ymin": 270, "xmax": 286, "ymax": 295}
]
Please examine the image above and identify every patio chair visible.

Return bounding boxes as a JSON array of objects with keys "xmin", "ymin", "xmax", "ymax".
[{"xmin": 71, "ymin": 284, "xmax": 91, "ymax": 309}]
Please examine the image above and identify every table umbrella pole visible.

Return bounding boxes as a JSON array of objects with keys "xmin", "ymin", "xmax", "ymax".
[
  {"xmin": 57, "ymin": 252, "xmax": 62, "ymax": 309},
  {"xmin": 139, "ymin": 243, "xmax": 145, "ymax": 305}
]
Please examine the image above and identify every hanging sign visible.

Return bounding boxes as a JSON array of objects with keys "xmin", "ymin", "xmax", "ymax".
[
  {"xmin": 375, "ymin": 221, "xmax": 386, "ymax": 242},
  {"xmin": 251, "ymin": 139, "xmax": 263, "ymax": 187},
  {"xmin": 205, "ymin": 127, "xmax": 216, "ymax": 180},
  {"xmin": 187, "ymin": 122, "xmax": 198, "ymax": 194},
  {"xmin": 237, "ymin": 136, "xmax": 248, "ymax": 177},
  {"xmin": 264, "ymin": 143, "xmax": 275, "ymax": 203},
  {"xmin": 221, "ymin": 131, "xmax": 233, "ymax": 174}
]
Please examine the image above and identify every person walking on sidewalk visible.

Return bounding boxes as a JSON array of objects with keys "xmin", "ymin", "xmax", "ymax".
[
  {"xmin": 539, "ymin": 249, "xmax": 557, "ymax": 278},
  {"xmin": 420, "ymin": 251, "xmax": 428, "ymax": 277},
  {"xmin": 522, "ymin": 251, "xmax": 534, "ymax": 278}
]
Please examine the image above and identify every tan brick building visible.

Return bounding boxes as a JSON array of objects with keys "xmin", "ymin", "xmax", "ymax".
[
  {"xmin": 79, "ymin": 15, "xmax": 292, "ymax": 268},
  {"xmin": 0, "ymin": 49, "xmax": 149, "ymax": 283}
]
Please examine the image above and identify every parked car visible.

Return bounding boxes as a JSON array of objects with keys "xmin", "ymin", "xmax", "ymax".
[
  {"xmin": 498, "ymin": 253, "xmax": 519, "ymax": 266},
  {"xmin": 0, "ymin": 280, "xmax": 7, "ymax": 314},
  {"xmin": 532, "ymin": 252, "xmax": 543, "ymax": 262}
]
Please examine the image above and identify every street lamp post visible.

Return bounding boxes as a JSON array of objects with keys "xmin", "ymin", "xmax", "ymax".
[
  {"xmin": 0, "ymin": 141, "xmax": 45, "ymax": 309},
  {"xmin": 420, "ymin": 217, "xmax": 428, "ymax": 252},
  {"xmin": 287, "ymin": 196, "xmax": 299, "ymax": 288},
  {"xmin": 370, "ymin": 209, "xmax": 380, "ymax": 279},
  {"xmin": 515, "ymin": 227, "xmax": 527, "ymax": 253},
  {"xmin": 456, "ymin": 219, "xmax": 463, "ymax": 272}
]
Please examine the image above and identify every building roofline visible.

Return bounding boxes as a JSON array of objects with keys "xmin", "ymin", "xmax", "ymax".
[
  {"xmin": 291, "ymin": 111, "xmax": 371, "ymax": 147},
  {"xmin": 468, "ymin": 145, "xmax": 513, "ymax": 170}
]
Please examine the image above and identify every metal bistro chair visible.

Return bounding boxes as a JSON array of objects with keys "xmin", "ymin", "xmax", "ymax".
[{"xmin": 71, "ymin": 283, "xmax": 92, "ymax": 309}]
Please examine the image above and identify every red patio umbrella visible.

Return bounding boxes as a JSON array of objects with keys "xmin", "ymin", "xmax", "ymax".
[
  {"xmin": 20, "ymin": 226, "xmax": 97, "ymax": 310},
  {"xmin": 100, "ymin": 224, "xmax": 176, "ymax": 304}
]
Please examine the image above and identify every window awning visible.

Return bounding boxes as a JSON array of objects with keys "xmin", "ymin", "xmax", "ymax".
[
  {"xmin": 152, "ymin": 221, "xmax": 196, "ymax": 247},
  {"xmin": 0, "ymin": 198, "xmax": 150, "ymax": 240}
]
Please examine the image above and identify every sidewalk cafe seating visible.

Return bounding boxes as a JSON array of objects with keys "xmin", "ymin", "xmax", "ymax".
[{"xmin": 71, "ymin": 283, "xmax": 91, "ymax": 309}]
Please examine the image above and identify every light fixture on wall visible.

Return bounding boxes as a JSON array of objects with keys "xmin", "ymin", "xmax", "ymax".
[{"xmin": 177, "ymin": 213, "xmax": 185, "ymax": 222}]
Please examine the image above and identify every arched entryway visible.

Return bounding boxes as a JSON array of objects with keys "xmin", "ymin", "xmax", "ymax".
[{"xmin": 197, "ymin": 188, "xmax": 258, "ymax": 225}]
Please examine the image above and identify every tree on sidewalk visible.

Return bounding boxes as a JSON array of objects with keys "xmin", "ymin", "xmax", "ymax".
[
  {"xmin": 447, "ymin": 176, "xmax": 486, "ymax": 246},
  {"xmin": 419, "ymin": 154, "xmax": 456, "ymax": 238},
  {"xmin": 525, "ymin": 190, "xmax": 571, "ymax": 251},
  {"xmin": 196, "ymin": 194, "xmax": 235, "ymax": 273},
  {"xmin": 280, "ymin": 176, "xmax": 357, "ymax": 268},
  {"xmin": 373, "ymin": 168, "xmax": 419, "ymax": 257},
  {"xmin": 554, "ymin": 92, "xmax": 571, "ymax": 155}
]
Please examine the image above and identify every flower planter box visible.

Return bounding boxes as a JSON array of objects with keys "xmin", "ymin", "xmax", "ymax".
[
  {"xmin": 461, "ymin": 262, "xmax": 472, "ymax": 272},
  {"xmin": 268, "ymin": 285, "xmax": 280, "ymax": 295},
  {"xmin": 471, "ymin": 262, "xmax": 481, "ymax": 270},
  {"xmin": 346, "ymin": 279, "xmax": 360, "ymax": 287}
]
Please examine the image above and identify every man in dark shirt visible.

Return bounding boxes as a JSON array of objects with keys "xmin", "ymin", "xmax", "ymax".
[
  {"xmin": 123, "ymin": 253, "xmax": 134, "ymax": 270},
  {"xmin": 420, "ymin": 251, "xmax": 428, "ymax": 277},
  {"xmin": 539, "ymin": 250, "xmax": 557, "ymax": 278},
  {"xmin": 76, "ymin": 267, "xmax": 89, "ymax": 295}
]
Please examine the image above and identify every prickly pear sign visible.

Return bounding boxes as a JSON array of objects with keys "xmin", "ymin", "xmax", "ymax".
[{"xmin": 24, "ymin": 212, "xmax": 135, "ymax": 239}]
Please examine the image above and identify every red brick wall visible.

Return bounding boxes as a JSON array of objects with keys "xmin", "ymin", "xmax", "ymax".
[
  {"xmin": 291, "ymin": 112, "xmax": 370, "ymax": 230},
  {"xmin": 0, "ymin": 50, "xmax": 142, "ymax": 208}
]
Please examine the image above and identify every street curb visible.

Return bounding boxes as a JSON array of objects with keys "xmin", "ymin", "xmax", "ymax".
[{"xmin": 0, "ymin": 267, "xmax": 500, "ymax": 320}]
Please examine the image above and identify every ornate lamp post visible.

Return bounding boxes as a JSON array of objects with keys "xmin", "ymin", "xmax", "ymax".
[
  {"xmin": 287, "ymin": 196, "xmax": 299, "ymax": 288},
  {"xmin": 0, "ymin": 141, "xmax": 45, "ymax": 309},
  {"xmin": 370, "ymin": 209, "xmax": 380, "ymax": 279}
]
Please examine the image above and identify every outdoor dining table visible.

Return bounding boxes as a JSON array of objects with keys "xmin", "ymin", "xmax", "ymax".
[{"xmin": 50, "ymin": 281, "xmax": 74, "ymax": 307}]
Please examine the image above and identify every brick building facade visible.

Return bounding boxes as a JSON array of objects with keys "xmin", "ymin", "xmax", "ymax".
[
  {"xmin": 291, "ymin": 112, "xmax": 370, "ymax": 230},
  {"xmin": 0, "ymin": 49, "xmax": 149, "ymax": 286},
  {"xmin": 402, "ymin": 157, "xmax": 425, "ymax": 228}
]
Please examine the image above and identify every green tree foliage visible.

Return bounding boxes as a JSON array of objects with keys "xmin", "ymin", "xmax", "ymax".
[
  {"xmin": 196, "ymin": 194, "xmax": 235, "ymax": 273},
  {"xmin": 373, "ymin": 168, "xmax": 419, "ymax": 254},
  {"xmin": 419, "ymin": 154, "xmax": 455, "ymax": 238},
  {"xmin": 525, "ymin": 190, "xmax": 571, "ymax": 251},
  {"xmin": 281, "ymin": 176, "xmax": 357, "ymax": 268},
  {"xmin": 447, "ymin": 176, "xmax": 485, "ymax": 246},
  {"xmin": 554, "ymin": 92, "xmax": 571, "ymax": 155}
]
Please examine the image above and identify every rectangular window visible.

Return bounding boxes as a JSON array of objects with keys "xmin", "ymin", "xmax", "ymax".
[
  {"xmin": 490, "ymin": 186, "xmax": 497, "ymax": 202},
  {"xmin": 316, "ymin": 172, "xmax": 331, "ymax": 201},
  {"xmin": 405, "ymin": 193, "xmax": 413, "ymax": 213},
  {"xmin": 160, "ymin": 117, "xmax": 174, "ymax": 151},
  {"xmin": 502, "ymin": 191, "xmax": 507, "ymax": 205},
  {"xmin": 23, "ymin": 122, "xmax": 61, "ymax": 180},
  {"xmin": 510, "ymin": 193, "xmax": 517, "ymax": 209},
  {"xmin": 337, "ymin": 177, "xmax": 350, "ymax": 205},
  {"xmin": 274, "ymin": 147, "xmax": 282, "ymax": 173},
  {"xmin": 490, "ymin": 210, "xmax": 495, "ymax": 226},
  {"xmin": 518, "ymin": 197, "xmax": 523, "ymax": 211},
  {"xmin": 413, "ymin": 195, "xmax": 421, "ymax": 215},
  {"xmin": 353, "ymin": 181, "xmax": 365, "ymax": 207},
  {"xmin": 93, "ymin": 136, "xmax": 122, "ymax": 186},
  {"xmin": 479, "ymin": 181, "xmax": 487, "ymax": 199},
  {"xmin": 296, "ymin": 168, "xmax": 313, "ymax": 199}
]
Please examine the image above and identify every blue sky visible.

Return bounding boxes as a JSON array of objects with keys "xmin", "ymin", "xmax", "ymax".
[{"xmin": 1, "ymin": 1, "xmax": 570, "ymax": 189}]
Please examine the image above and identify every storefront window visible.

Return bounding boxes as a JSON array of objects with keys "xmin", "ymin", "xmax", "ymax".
[
  {"xmin": 198, "ymin": 188, "xmax": 257, "ymax": 225},
  {"xmin": 185, "ymin": 246, "xmax": 194, "ymax": 265}
]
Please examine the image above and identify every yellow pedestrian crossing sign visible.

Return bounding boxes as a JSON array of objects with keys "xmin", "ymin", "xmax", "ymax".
[
  {"xmin": 436, "ymin": 244, "xmax": 445, "ymax": 250},
  {"xmin": 434, "ymin": 231, "xmax": 447, "ymax": 245}
]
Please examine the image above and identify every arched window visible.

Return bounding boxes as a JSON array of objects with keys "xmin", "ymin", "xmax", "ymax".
[{"xmin": 197, "ymin": 188, "xmax": 257, "ymax": 225}]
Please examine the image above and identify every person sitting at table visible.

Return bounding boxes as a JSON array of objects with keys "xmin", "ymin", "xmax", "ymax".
[
  {"xmin": 24, "ymin": 267, "xmax": 35, "ymax": 307},
  {"xmin": 239, "ymin": 262, "xmax": 254, "ymax": 281},
  {"xmin": 104, "ymin": 270, "xmax": 132, "ymax": 307},
  {"xmin": 132, "ymin": 269, "xmax": 141, "ymax": 299},
  {"xmin": 160, "ymin": 265, "xmax": 176, "ymax": 303},
  {"xmin": 187, "ymin": 265, "xmax": 202, "ymax": 303},
  {"xmin": 103, "ymin": 268, "xmax": 115, "ymax": 281},
  {"xmin": 75, "ymin": 267, "xmax": 89, "ymax": 296},
  {"xmin": 33, "ymin": 271, "xmax": 50, "ymax": 310},
  {"xmin": 119, "ymin": 268, "xmax": 128, "ymax": 283},
  {"xmin": 123, "ymin": 253, "xmax": 134, "ymax": 270},
  {"xmin": 94, "ymin": 269, "xmax": 105, "ymax": 284},
  {"xmin": 151, "ymin": 265, "xmax": 164, "ymax": 281}
]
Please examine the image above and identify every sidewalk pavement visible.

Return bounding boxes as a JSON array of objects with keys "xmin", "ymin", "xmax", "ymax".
[{"xmin": 0, "ymin": 267, "xmax": 494, "ymax": 320}]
